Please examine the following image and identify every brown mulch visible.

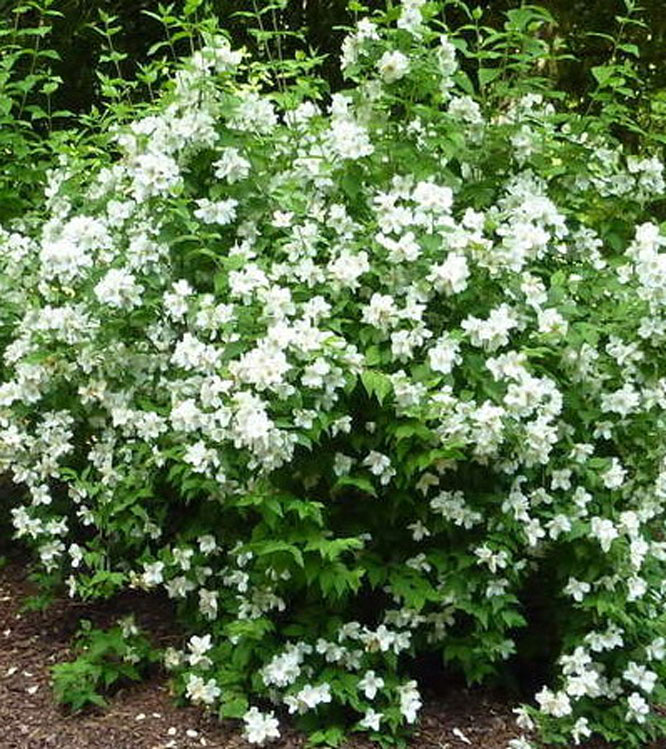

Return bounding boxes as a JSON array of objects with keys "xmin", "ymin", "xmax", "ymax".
[{"xmin": 0, "ymin": 556, "xmax": 656, "ymax": 749}]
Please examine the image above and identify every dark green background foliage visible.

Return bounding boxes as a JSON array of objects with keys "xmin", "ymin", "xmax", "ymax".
[
  {"xmin": 0, "ymin": 0, "xmax": 663, "ymax": 221},
  {"xmin": 2, "ymin": 0, "xmax": 666, "ymax": 114}
]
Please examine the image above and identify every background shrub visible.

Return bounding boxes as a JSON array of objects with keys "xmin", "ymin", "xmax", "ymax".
[{"xmin": 3, "ymin": 0, "xmax": 666, "ymax": 114}]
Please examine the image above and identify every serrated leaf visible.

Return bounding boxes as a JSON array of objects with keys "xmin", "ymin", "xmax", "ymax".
[{"xmin": 360, "ymin": 369, "xmax": 392, "ymax": 405}]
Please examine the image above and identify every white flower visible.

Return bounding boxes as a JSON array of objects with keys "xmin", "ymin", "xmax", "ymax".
[
  {"xmin": 524, "ymin": 518, "xmax": 545, "ymax": 547},
  {"xmin": 590, "ymin": 517, "xmax": 619, "ymax": 553},
  {"xmin": 262, "ymin": 648, "xmax": 302, "ymax": 688},
  {"xmin": 363, "ymin": 451, "xmax": 395, "ymax": 485},
  {"xmin": 547, "ymin": 514, "xmax": 572, "ymax": 540},
  {"xmin": 183, "ymin": 441, "xmax": 220, "ymax": 474},
  {"xmin": 535, "ymin": 687, "xmax": 572, "ymax": 717},
  {"xmin": 316, "ymin": 638, "xmax": 345, "ymax": 663},
  {"xmin": 163, "ymin": 279, "xmax": 193, "ymax": 320},
  {"xmin": 172, "ymin": 547, "xmax": 193, "ymax": 570},
  {"xmin": 170, "ymin": 399, "xmax": 204, "ymax": 433},
  {"xmin": 284, "ymin": 683, "xmax": 332, "ymax": 714},
  {"xmin": 243, "ymin": 707, "xmax": 280, "ymax": 745},
  {"xmin": 333, "ymin": 453, "xmax": 354, "ymax": 476},
  {"xmin": 231, "ymin": 344, "xmax": 291, "ymax": 391},
  {"xmin": 486, "ymin": 578, "xmax": 509, "ymax": 598},
  {"xmin": 362, "ymin": 293, "xmax": 399, "ymax": 331},
  {"xmin": 172, "ymin": 333, "xmax": 220, "ymax": 371},
  {"xmin": 449, "ymin": 95, "xmax": 483, "ymax": 124},
  {"xmin": 428, "ymin": 253, "xmax": 470, "ymax": 295},
  {"xmin": 564, "ymin": 577, "xmax": 591, "ymax": 603},
  {"xmin": 94, "ymin": 268, "xmax": 144, "ymax": 309},
  {"xmin": 601, "ymin": 458, "xmax": 627, "ymax": 489},
  {"xmin": 428, "ymin": 334, "xmax": 461, "ymax": 374},
  {"xmin": 397, "ymin": 680, "xmax": 422, "ymax": 723},
  {"xmin": 571, "ymin": 717, "xmax": 591, "ymax": 745},
  {"xmin": 559, "ymin": 646, "xmax": 592, "ymax": 677},
  {"xmin": 213, "ymin": 147, "xmax": 251, "ymax": 183},
  {"xmin": 564, "ymin": 668, "xmax": 600, "ymax": 699},
  {"xmin": 585, "ymin": 625, "xmax": 624, "ymax": 653},
  {"xmin": 627, "ymin": 575, "xmax": 647, "ymax": 601},
  {"xmin": 130, "ymin": 152, "xmax": 181, "ymax": 200},
  {"xmin": 508, "ymin": 739, "xmax": 534, "ymax": 749},
  {"xmin": 328, "ymin": 250, "xmax": 370, "ymax": 289},
  {"xmin": 358, "ymin": 670, "xmax": 385, "ymax": 700},
  {"xmin": 408, "ymin": 520, "xmax": 430, "ymax": 541},
  {"xmin": 198, "ymin": 535, "xmax": 217, "ymax": 554},
  {"xmin": 377, "ymin": 51, "xmax": 410, "ymax": 83},
  {"xmin": 187, "ymin": 634, "xmax": 213, "ymax": 668},
  {"xmin": 601, "ymin": 384, "xmax": 641, "ymax": 416},
  {"xmin": 646, "ymin": 637, "xmax": 666, "ymax": 661},
  {"xmin": 626, "ymin": 692, "xmax": 650, "ymax": 723},
  {"xmin": 474, "ymin": 545, "xmax": 509, "ymax": 573},
  {"xmin": 437, "ymin": 34, "xmax": 458, "ymax": 81},
  {"xmin": 512, "ymin": 707, "xmax": 535, "ymax": 731},
  {"xmin": 359, "ymin": 624, "xmax": 396, "ymax": 653},
  {"xmin": 413, "ymin": 181, "xmax": 453, "ymax": 213},
  {"xmin": 398, "ymin": 0, "xmax": 425, "ymax": 36},
  {"xmin": 194, "ymin": 198, "xmax": 238, "ymax": 225},
  {"xmin": 462, "ymin": 304, "xmax": 519, "ymax": 351},
  {"xmin": 141, "ymin": 561, "xmax": 164, "ymax": 587},
  {"xmin": 230, "ymin": 92, "xmax": 278, "ymax": 134},
  {"xmin": 629, "ymin": 537, "xmax": 650, "ymax": 569},
  {"xmin": 163, "ymin": 647, "xmax": 184, "ymax": 670},
  {"xmin": 199, "ymin": 589, "xmax": 218, "ymax": 620},
  {"xmin": 359, "ymin": 708, "xmax": 383, "ymax": 731},
  {"xmin": 537, "ymin": 307, "xmax": 568, "ymax": 337},
  {"xmin": 328, "ymin": 120, "xmax": 374, "ymax": 161},
  {"xmin": 39, "ymin": 540, "xmax": 65, "ymax": 570},
  {"xmin": 623, "ymin": 661, "xmax": 657, "ymax": 693},
  {"xmin": 376, "ymin": 231, "xmax": 421, "ymax": 263},
  {"xmin": 185, "ymin": 674, "xmax": 220, "ymax": 706},
  {"xmin": 40, "ymin": 238, "xmax": 93, "ymax": 282},
  {"xmin": 202, "ymin": 36, "xmax": 243, "ymax": 72},
  {"xmin": 302, "ymin": 358, "xmax": 332, "ymax": 389}
]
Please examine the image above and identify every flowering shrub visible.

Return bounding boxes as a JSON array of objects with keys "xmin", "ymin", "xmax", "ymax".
[{"xmin": 1, "ymin": 1, "xmax": 666, "ymax": 746}]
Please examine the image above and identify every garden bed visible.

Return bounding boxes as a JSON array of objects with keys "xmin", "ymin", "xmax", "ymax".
[{"xmin": 0, "ymin": 557, "xmax": 623, "ymax": 749}]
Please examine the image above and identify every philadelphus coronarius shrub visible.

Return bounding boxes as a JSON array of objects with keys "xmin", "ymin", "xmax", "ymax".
[{"xmin": 2, "ymin": 0, "xmax": 666, "ymax": 746}]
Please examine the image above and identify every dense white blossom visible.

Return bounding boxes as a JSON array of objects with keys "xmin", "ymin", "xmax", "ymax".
[
  {"xmin": 2, "ymin": 9, "xmax": 666, "ymax": 748},
  {"xmin": 243, "ymin": 707, "xmax": 281, "ymax": 745}
]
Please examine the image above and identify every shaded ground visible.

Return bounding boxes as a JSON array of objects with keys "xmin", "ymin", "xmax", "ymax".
[{"xmin": 0, "ymin": 557, "xmax": 648, "ymax": 749}]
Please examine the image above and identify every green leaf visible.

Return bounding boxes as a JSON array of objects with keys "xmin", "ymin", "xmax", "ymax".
[
  {"xmin": 478, "ymin": 67, "xmax": 502, "ymax": 88},
  {"xmin": 332, "ymin": 474, "xmax": 377, "ymax": 497},
  {"xmin": 364, "ymin": 345, "xmax": 381, "ymax": 366},
  {"xmin": 219, "ymin": 694, "xmax": 249, "ymax": 719},
  {"xmin": 304, "ymin": 536, "xmax": 364, "ymax": 561},
  {"xmin": 453, "ymin": 69, "xmax": 475, "ymax": 96},
  {"xmin": 591, "ymin": 65, "xmax": 616, "ymax": 88},
  {"xmin": 360, "ymin": 369, "xmax": 392, "ymax": 405},
  {"xmin": 183, "ymin": 0, "xmax": 205, "ymax": 14},
  {"xmin": 247, "ymin": 540, "xmax": 304, "ymax": 567},
  {"xmin": 392, "ymin": 420, "xmax": 435, "ymax": 442},
  {"xmin": 309, "ymin": 726, "xmax": 345, "ymax": 747},
  {"xmin": 618, "ymin": 42, "xmax": 640, "ymax": 57}
]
